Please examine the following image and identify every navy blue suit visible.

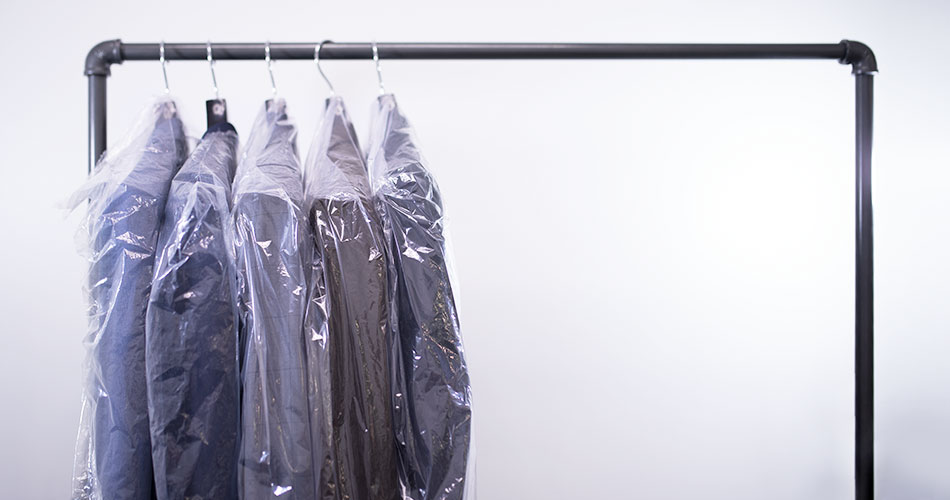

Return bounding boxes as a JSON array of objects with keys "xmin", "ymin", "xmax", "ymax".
[
  {"xmin": 77, "ymin": 100, "xmax": 187, "ymax": 500},
  {"xmin": 146, "ymin": 123, "xmax": 240, "ymax": 500}
]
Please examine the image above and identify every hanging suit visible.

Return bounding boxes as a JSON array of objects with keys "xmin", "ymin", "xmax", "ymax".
[
  {"xmin": 145, "ymin": 121, "xmax": 241, "ymax": 500},
  {"xmin": 367, "ymin": 94, "xmax": 474, "ymax": 500},
  {"xmin": 70, "ymin": 97, "xmax": 188, "ymax": 500},
  {"xmin": 234, "ymin": 100, "xmax": 316, "ymax": 499},
  {"xmin": 304, "ymin": 96, "xmax": 399, "ymax": 500}
]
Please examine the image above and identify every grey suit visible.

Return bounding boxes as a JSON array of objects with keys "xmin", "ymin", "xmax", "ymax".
[{"xmin": 234, "ymin": 101, "xmax": 316, "ymax": 500}]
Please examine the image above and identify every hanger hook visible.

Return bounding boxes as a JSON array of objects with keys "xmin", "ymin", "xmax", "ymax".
[
  {"xmin": 159, "ymin": 41, "xmax": 170, "ymax": 94},
  {"xmin": 265, "ymin": 41, "xmax": 278, "ymax": 97},
  {"xmin": 372, "ymin": 41, "xmax": 386, "ymax": 95},
  {"xmin": 315, "ymin": 40, "xmax": 336, "ymax": 96},
  {"xmin": 206, "ymin": 41, "xmax": 220, "ymax": 99}
]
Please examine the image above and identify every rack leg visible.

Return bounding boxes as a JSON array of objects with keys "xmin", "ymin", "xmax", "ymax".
[
  {"xmin": 854, "ymin": 73, "xmax": 874, "ymax": 500},
  {"xmin": 88, "ymin": 74, "xmax": 107, "ymax": 172}
]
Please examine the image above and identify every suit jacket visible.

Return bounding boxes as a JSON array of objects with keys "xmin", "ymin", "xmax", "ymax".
[
  {"xmin": 367, "ymin": 94, "xmax": 474, "ymax": 500},
  {"xmin": 234, "ymin": 101, "xmax": 316, "ymax": 500},
  {"xmin": 305, "ymin": 96, "xmax": 399, "ymax": 500},
  {"xmin": 146, "ymin": 123, "xmax": 240, "ymax": 500},
  {"xmin": 74, "ymin": 98, "xmax": 187, "ymax": 500}
]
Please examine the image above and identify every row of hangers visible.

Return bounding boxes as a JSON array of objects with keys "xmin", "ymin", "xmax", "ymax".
[{"xmin": 157, "ymin": 41, "xmax": 387, "ymax": 128}]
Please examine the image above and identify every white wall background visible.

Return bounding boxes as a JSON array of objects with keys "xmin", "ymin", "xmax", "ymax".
[{"xmin": 0, "ymin": 0, "xmax": 947, "ymax": 498}]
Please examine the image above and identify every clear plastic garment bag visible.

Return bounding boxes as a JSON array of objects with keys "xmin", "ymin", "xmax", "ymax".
[
  {"xmin": 368, "ymin": 94, "xmax": 475, "ymax": 500},
  {"xmin": 145, "ymin": 118, "xmax": 241, "ymax": 500},
  {"xmin": 233, "ymin": 99, "xmax": 316, "ymax": 499},
  {"xmin": 69, "ymin": 97, "xmax": 188, "ymax": 500},
  {"xmin": 304, "ymin": 95, "xmax": 401, "ymax": 500}
]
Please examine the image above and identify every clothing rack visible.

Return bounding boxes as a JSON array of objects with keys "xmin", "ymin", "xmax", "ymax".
[{"xmin": 83, "ymin": 39, "xmax": 878, "ymax": 500}]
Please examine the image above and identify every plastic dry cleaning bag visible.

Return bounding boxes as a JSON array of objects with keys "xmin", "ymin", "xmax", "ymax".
[
  {"xmin": 304, "ymin": 95, "xmax": 400, "ymax": 500},
  {"xmin": 68, "ymin": 96, "xmax": 188, "ymax": 500},
  {"xmin": 367, "ymin": 94, "xmax": 475, "ymax": 500},
  {"xmin": 234, "ymin": 100, "xmax": 317, "ymax": 499},
  {"xmin": 145, "ymin": 120, "xmax": 241, "ymax": 499}
]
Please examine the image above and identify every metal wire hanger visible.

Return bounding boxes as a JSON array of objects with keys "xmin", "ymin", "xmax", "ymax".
[
  {"xmin": 372, "ymin": 41, "xmax": 386, "ymax": 95},
  {"xmin": 206, "ymin": 41, "xmax": 220, "ymax": 99},
  {"xmin": 315, "ymin": 40, "xmax": 336, "ymax": 96},
  {"xmin": 265, "ymin": 40, "xmax": 278, "ymax": 98},
  {"xmin": 159, "ymin": 40, "xmax": 170, "ymax": 94}
]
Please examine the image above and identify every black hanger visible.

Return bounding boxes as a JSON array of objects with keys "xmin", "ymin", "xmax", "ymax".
[
  {"xmin": 206, "ymin": 98, "xmax": 228, "ymax": 128},
  {"xmin": 205, "ymin": 42, "xmax": 228, "ymax": 128}
]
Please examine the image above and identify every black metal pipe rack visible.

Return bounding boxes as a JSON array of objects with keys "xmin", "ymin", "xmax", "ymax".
[{"xmin": 84, "ymin": 39, "xmax": 878, "ymax": 500}]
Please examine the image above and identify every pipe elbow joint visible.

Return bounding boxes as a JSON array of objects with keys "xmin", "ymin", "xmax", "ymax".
[
  {"xmin": 839, "ymin": 40, "xmax": 878, "ymax": 75},
  {"xmin": 85, "ymin": 39, "xmax": 122, "ymax": 76}
]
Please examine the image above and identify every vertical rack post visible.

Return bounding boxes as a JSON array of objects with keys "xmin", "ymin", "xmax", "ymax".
[
  {"xmin": 854, "ymin": 71, "xmax": 874, "ymax": 500},
  {"xmin": 88, "ymin": 75, "xmax": 107, "ymax": 172},
  {"xmin": 85, "ymin": 39, "xmax": 120, "ymax": 172}
]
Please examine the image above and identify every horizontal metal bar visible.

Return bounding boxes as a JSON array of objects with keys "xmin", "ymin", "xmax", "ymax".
[
  {"xmin": 86, "ymin": 40, "xmax": 876, "ymax": 77},
  {"xmin": 87, "ymin": 40, "xmax": 875, "ymax": 77},
  {"xmin": 121, "ymin": 41, "xmax": 849, "ymax": 61}
]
